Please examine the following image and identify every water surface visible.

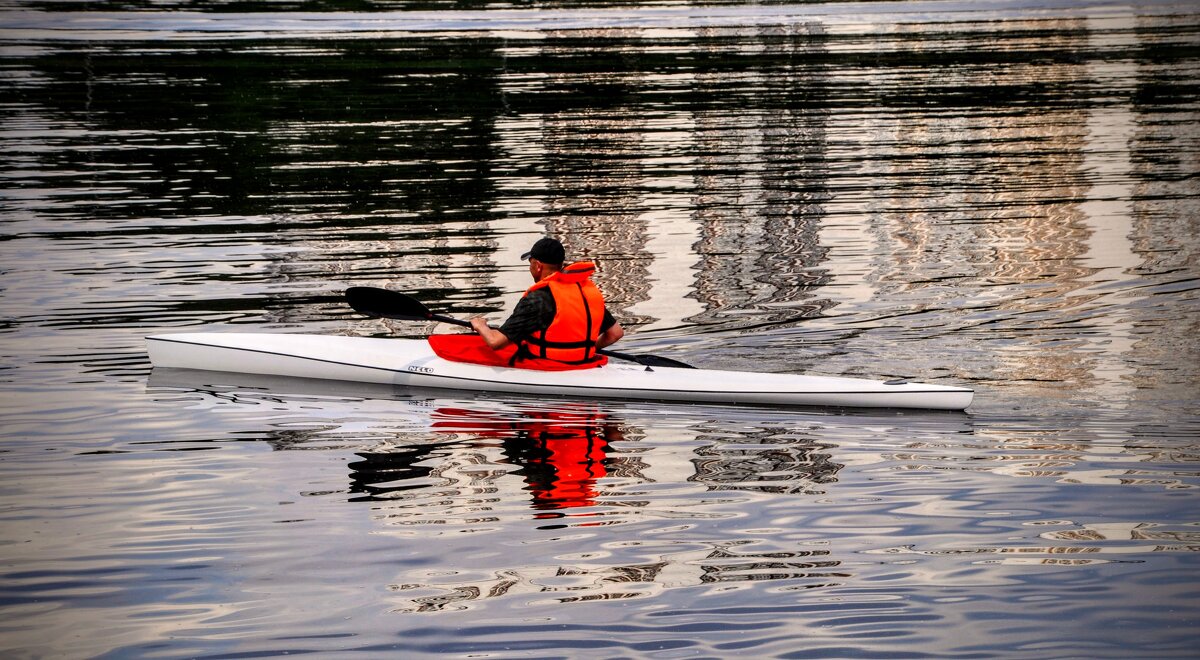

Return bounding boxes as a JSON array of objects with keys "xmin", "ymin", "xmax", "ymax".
[{"xmin": 1, "ymin": 1, "xmax": 1198, "ymax": 657}]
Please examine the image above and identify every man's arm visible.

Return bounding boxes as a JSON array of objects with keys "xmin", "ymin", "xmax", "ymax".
[
  {"xmin": 472, "ymin": 292, "xmax": 554, "ymax": 351},
  {"xmin": 470, "ymin": 317, "xmax": 512, "ymax": 350},
  {"xmin": 596, "ymin": 309, "xmax": 623, "ymax": 349}
]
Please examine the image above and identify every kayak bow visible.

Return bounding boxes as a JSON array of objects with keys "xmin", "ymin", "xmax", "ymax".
[{"xmin": 146, "ymin": 332, "xmax": 974, "ymax": 411}]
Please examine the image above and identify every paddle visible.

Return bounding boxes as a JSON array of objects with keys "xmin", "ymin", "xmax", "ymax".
[{"xmin": 345, "ymin": 286, "xmax": 695, "ymax": 370}]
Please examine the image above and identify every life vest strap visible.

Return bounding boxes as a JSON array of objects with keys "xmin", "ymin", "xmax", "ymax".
[
  {"xmin": 513, "ymin": 343, "xmax": 603, "ymax": 366},
  {"xmin": 525, "ymin": 336, "xmax": 597, "ymax": 350}
]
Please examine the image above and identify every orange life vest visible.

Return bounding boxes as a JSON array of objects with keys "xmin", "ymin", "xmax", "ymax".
[{"xmin": 521, "ymin": 261, "xmax": 607, "ymax": 366}]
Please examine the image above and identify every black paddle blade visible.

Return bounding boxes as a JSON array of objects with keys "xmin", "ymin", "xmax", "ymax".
[
  {"xmin": 641, "ymin": 355, "xmax": 696, "ymax": 369},
  {"xmin": 600, "ymin": 348, "xmax": 695, "ymax": 370},
  {"xmin": 345, "ymin": 287, "xmax": 434, "ymax": 322}
]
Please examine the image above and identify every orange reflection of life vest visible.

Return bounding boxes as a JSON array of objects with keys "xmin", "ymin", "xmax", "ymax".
[
  {"xmin": 523, "ymin": 423, "xmax": 608, "ymax": 512},
  {"xmin": 430, "ymin": 405, "xmax": 612, "ymax": 512},
  {"xmin": 521, "ymin": 262, "xmax": 606, "ymax": 366}
]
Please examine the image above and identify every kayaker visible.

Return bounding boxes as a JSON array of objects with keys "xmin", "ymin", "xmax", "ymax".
[{"xmin": 469, "ymin": 237, "xmax": 624, "ymax": 367}]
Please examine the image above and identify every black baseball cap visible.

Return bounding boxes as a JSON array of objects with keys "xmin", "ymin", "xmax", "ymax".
[{"xmin": 520, "ymin": 237, "xmax": 565, "ymax": 266}]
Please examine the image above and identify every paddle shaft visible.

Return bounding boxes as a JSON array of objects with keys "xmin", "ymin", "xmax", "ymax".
[{"xmin": 426, "ymin": 311, "xmax": 472, "ymax": 330}]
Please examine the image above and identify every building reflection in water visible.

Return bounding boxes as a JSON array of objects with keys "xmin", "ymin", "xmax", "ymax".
[
  {"xmin": 470, "ymin": 14, "xmax": 1185, "ymax": 404},
  {"xmin": 690, "ymin": 428, "xmax": 841, "ymax": 495},
  {"xmin": 233, "ymin": 13, "xmax": 1190, "ymax": 410},
  {"xmin": 475, "ymin": 21, "xmax": 835, "ymax": 337}
]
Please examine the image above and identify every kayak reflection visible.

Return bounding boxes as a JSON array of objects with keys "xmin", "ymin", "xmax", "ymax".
[{"xmin": 350, "ymin": 403, "xmax": 619, "ymax": 515}]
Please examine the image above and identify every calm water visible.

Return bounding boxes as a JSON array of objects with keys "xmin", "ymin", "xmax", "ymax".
[{"xmin": 2, "ymin": 0, "xmax": 1199, "ymax": 656}]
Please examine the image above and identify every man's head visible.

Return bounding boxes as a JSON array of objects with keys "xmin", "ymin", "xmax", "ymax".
[{"xmin": 521, "ymin": 237, "xmax": 565, "ymax": 281}]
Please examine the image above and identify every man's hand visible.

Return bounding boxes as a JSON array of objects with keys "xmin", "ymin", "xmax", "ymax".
[{"xmin": 471, "ymin": 317, "xmax": 512, "ymax": 350}]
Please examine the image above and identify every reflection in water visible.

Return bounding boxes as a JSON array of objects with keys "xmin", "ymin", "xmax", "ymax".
[
  {"xmin": 348, "ymin": 444, "xmax": 452, "ymax": 501},
  {"xmin": 147, "ymin": 377, "xmax": 1197, "ymax": 619},
  {"xmin": 10, "ymin": 362, "xmax": 1189, "ymax": 652},
  {"xmin": 149, "ymin": 371, "xmax": 864, "ymax": 612},
  {"xmin": 398, "ymin": 541, "xmax": 846, "ymax": 613},
  {"xmin": 691, "ymin": 427, "xmax": 841, "ymax": 495},
  {"xmin": 330, "ymin": 398, "xmax": 853, "ymax": 612},
  {"xmin": 352, "ymin": 404, "xmax": 619, "ymax": 513}
]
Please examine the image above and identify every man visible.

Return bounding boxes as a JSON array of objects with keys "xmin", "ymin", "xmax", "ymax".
[{"xmin": 470, "ymin": 237, "xmax": 623, "ymax": 367}]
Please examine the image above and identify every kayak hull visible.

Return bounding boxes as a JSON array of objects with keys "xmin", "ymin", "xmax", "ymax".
[{"xmin": 146, "ymin": 332, "xmax": 974, "ymax": 411}]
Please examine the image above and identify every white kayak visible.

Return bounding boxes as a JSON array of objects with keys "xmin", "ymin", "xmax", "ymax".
[{"xmin": 146, "ymin": 332, "xmax": 974, "ymax": 411}]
